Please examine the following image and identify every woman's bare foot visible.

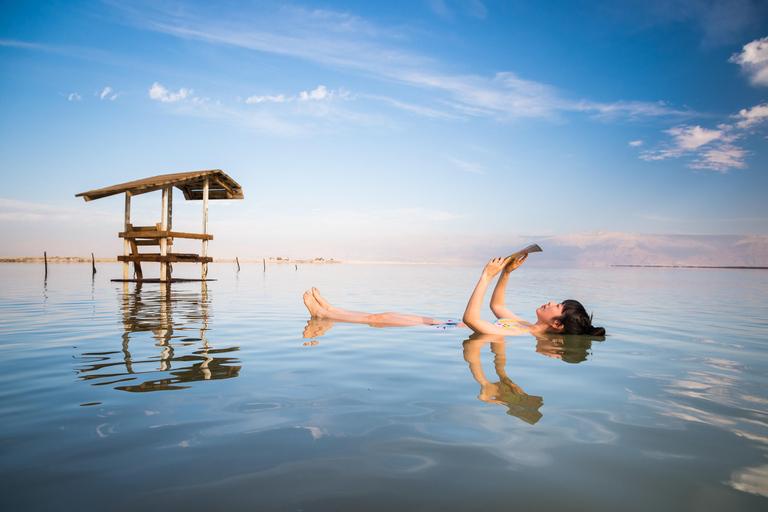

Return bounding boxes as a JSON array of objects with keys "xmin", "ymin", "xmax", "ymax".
[
  {"xmin": 311, "ymin": 287, "xmax": 336, "ymax": 312},
  {"xmin": 303, "ymin": 290, "xmax": 326, "ymax": 318}
]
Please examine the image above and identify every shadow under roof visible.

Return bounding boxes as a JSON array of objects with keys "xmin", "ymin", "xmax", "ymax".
[{"xmin": 76, "ymin": 170, "xmax": 244, "ymax": 202}]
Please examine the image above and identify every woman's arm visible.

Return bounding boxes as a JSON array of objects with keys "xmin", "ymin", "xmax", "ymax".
[
  {"xmin": 490, "ymin": 253, "xmax": 528, "ymax": 321},
  {"xmin": 462, "ymin": 257, "xmax": 526, "ymax": 335}
]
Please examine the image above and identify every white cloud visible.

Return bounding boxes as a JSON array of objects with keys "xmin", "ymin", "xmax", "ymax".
[
  {"xmin": 0, "ymin": 198, "xmax": 111, "ymax": 223},
  {"xmin": 98, "ymin": 87, "xmax": 119, "ymax": 100},
  {"xmin": 246, "ymin": 94, "xmax": 286, "ymax": 104},
  {"xmin": 640, "ymin": 120, "xmax": 755, "ymax": 173},
  {"xmin": 299, "ymin": 85, "xmax": 331, "ymax": 101},
  {"xmin": 362, "ymin": 94, "xmax": 460, "ymax": 119},
  {"xmin": 734, "ymin": 102, "xmax": 768, "ymax": 129},
  {"xmin": 666, "ymin": 125, "xmax": 723, "ymax": 150},
  {"xmin": 148, "ymin": 82, "xmax": 191, "ymax": 102},
  {"xmin": 246, "ymin": 86, "xmax": 333, "ymax": 105},
  {"xmin": 68, "ymin": 92, "xmax": 81, "ymax": 101},
  {"xmin": 729, "ymin": 36, "xmax": 768, "ymax": 86},
  {"xmin": 690, "ymin": 145, "xmax": 749, "ymax": 172},
  {"xmin": 448, "ymin": 157, "xmax": 483, "ymax": 174},
  {"xmin": 629, "ymin": 140, "xmax": 643, "ymax": 147},
  {"xmin": 728, "ymin": 464, "xmax": 768, "ymax": 498},
  {"xmin": 636, "ymin": 36, "xmax": 768, "ymax": 173},
  {"xmin": 124, "ymin": 5, "xmax": 687, "ymax": 123}
]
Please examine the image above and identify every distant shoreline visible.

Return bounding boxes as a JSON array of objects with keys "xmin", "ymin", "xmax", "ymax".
[
  {"xmin": 611, "ymin": 264, "xmax": 768, "ymax": 270},
  {"xmin": 0, "ymin": 256, "xmax": 348, "ymax": 264},
  {"xmin": 2, "ymin": 258, "xmax": 766, "ymax": 269}
]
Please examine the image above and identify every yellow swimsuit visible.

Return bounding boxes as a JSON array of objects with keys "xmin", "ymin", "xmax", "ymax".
[{"xmin": 493, "ymin": 319, "xmax": 530, "ymax": 331}]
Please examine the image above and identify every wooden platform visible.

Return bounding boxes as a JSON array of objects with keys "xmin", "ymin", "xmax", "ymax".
[
  {"xmin": 118, "ymin": 254, "xmax": 214, "ymax": 263},
  {"xmin": 111, "ymin": 278, "xmax": 217, "ymax": 283}
]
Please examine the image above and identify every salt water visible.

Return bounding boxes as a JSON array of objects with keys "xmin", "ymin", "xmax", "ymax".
[{"xmin": 1, "ymin": 262, "xmax": 767, "ymax": 511}]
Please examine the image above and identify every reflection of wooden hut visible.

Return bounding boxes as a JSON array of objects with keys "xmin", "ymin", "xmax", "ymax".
[
  {"xmin": 75, "ymin": 283, "xmax": 241, "ymax": 392},
  {"xmin": 76, "ymin": 170, "xmax": 243, "ymax": 282}
]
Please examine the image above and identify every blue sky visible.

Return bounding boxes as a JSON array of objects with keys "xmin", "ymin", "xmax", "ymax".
[{"xmin": 1, "ymin": 0, "xmax": 767, "ymax": 259}]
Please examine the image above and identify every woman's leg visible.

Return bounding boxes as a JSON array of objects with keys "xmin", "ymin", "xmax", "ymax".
[{"xmin": 304, "ymin": 289, "xmax": 442, "ymax": 327}]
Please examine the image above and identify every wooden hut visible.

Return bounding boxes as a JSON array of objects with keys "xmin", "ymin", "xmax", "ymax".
[{"xmin": 76, "ymin": 170, "xmax": 243, "ymax": 282}]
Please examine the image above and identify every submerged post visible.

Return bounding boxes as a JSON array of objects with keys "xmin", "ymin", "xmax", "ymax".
[
  {"xmin": 44, "ymin": 251, "xmax": 48, "ymax": 278},
  {"xmin": 92, "ymin": 253, "xmax": 97, "ymax": 274}
]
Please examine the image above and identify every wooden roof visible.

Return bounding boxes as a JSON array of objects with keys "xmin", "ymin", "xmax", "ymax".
[{"xmin": 76, "ymin": 170, "xmax": 244, "ymax": 202}]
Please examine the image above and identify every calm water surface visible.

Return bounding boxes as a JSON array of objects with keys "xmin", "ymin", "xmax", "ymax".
[{"xmin": 1, "ymin": 262, "xmax": 767, "ymax": 511}]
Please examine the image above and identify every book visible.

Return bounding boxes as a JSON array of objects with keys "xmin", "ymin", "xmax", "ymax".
[{"xmin": 507, "ymin": 243, "xmax": 542, "ymax": 260}]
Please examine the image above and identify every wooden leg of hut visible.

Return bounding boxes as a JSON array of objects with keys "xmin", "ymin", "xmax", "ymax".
[
  {"xmin": 123, "ymin": 193, "xmax": 131, "ymax": 280},
  {"xmin": 202, "ymin": 177, "xmax": 209, "ymax": 280},
  {"xmin": 160, "ymin": 186, "xmax": 170, "ymax": 282}
]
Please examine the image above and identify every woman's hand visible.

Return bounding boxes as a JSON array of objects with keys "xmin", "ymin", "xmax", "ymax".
[
  {"xmin": 481, "ymin": 257, "xmax": 510, "ymax": 279},
  {"xmin": 502, "ymin": 253, "xmax": 528, "ymax": 274}
]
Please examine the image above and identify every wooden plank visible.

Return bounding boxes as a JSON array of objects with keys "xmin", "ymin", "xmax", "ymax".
[
  {"xmin": 111, "ymin": 278, "xmax": 217, "ymax": 283},
  {"xmin": 118, "ymin": 254, "xmax": 213, "ymax": 263},
  {"xmin": 119, "ymin": 230, "xmax": 213, "ymax": 240}
]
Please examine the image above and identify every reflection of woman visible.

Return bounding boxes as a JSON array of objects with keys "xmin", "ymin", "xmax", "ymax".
[
  {"xmin": 303, "ymin": 254, "xmax": 605, "ymax": 336},
  {"xmin": 535, "ymin": 335, "xmax": 597, "ymax": 364},
  {"xmin": 463, "ymin": 334, "xmax": 543, "ymax": 424}
]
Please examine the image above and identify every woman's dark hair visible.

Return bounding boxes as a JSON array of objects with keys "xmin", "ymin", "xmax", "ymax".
[{"xmin": 557, "ymin": 299, "xmax": 606, "ymax": 336}]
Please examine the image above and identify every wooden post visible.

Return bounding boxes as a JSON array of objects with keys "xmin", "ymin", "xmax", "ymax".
[
  {"xmin": 263, "ymin": 258, "xmax": 266, "ymax": 273},
  {"xmin": 123, "ymin": 193, "xmax": 131, "ymax": 279},
  {"xmin": 44, "ymin": 251, "xmax": 48, "ymax": 279},
  {"xmin": 236, "ymin": 257, "xmax": 240, "ymax": 271},
  {"xmin": 202, "ymin": 177, "xmax": 209, "ymax": 280},
  {"xmin": 167, "ymin": 186, "xmax": 173, "ymax": 279},
  {"xmin": 160, "ymin": 186, "xmax": 170, "ymax": 282},
  {"xmin": 92, "ymin": 253, "xmax": 97, "ymax": 274}
]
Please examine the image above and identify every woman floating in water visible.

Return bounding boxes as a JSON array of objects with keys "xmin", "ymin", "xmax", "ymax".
[{"xmin": 303, "ymin": 254, "xmax": 605, "ymax": 337}]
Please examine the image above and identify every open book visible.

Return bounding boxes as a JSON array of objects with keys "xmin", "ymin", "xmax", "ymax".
[{"xmin": 507, "ymin": 243, "xmax": 542, "ymax": 260}]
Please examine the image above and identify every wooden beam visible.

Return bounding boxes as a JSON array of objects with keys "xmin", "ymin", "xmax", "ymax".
[
  {"xmin": 118, "ymin": 254, "xmax": 213, "ymax": 263},
  {"xmin": 119, "ymin": 230, "xmax": 213, "ymax": 240}
]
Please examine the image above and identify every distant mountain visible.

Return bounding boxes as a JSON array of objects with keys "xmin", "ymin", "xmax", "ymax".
[
  {"xmin": 529, "ymin": 232, "xmax": 768, "ymax": 267},
  {"xmin": 321, "ymin": 231, "xmax": 768, "ymax": 267}
]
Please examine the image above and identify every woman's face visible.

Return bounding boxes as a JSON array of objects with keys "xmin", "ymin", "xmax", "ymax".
[{"xmin": 536, "ymin": 301, "xmax": 564, "ymax": 330}]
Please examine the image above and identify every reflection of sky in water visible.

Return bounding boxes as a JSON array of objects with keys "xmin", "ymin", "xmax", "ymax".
[{"xmin": 1, "ymin": 263, "xmax": 767, "ymax": 510}]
